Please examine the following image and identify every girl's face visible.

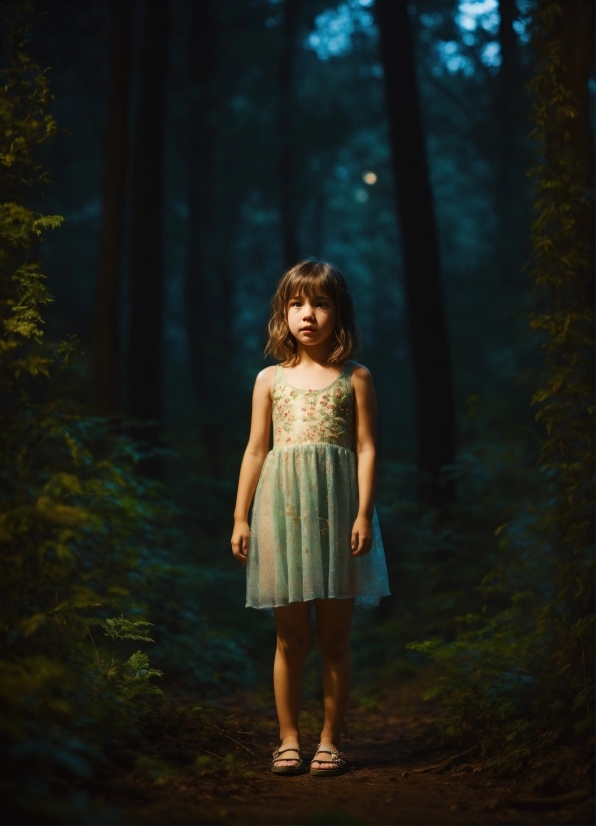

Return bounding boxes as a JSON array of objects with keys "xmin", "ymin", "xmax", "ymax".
[{"xmin": 286, "ymin": 291, "xmax": 336, "ymax": 350}]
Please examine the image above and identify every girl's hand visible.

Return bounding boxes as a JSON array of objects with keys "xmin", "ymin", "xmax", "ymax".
[
  {"xmin": 231, "ymin": 519, "xmax": 250, "ymax": 564},
  {"xmin": 351, "ymin": 515, "xmax": 373, "ymax": 556}
]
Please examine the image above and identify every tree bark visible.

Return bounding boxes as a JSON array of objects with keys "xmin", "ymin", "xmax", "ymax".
[
  {"xmin": 556, "ymin": 0, "xmax": 595, "ymax": 188},
  {"xmin": 558, "ymin": 0, "xmax": 596, "ymax": 371},
  {"xmin": 127, "ymin": 0, "xmax": 170, "ymax": 468},
  {"xmin": 185, "ymin": 0, "xmax": 223, "ymax": 476},
  {"xmin": 279, "ymin": 0, "xmax": 300, "ymax": 268},
  {"xmin": 91, "ymin": 0, "xmax": 133, "ymax": 416},
  {"xmin": 375, "ymin": 0, "xmax": 457, "ymax": 507},
  {"xmin": 496, "ymin": 0, "xmax": 524, "ymax": 285}
]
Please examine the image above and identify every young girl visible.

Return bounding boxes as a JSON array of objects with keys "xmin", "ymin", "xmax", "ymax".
[{"xmin": 231, "ymin": 260, "xmax": 389, "ymax": 777}]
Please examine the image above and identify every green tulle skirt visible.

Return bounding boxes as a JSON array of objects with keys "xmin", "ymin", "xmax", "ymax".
[{"xmin": 246, "ymin": 443, "xmax": 390, "ymax": 609}]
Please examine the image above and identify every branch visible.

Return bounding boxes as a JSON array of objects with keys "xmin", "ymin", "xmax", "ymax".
[
  {"xmin": 87, "ymin": 627, "xmax": 103, "ymax": 673},
  {"xmin": 411, "ymin": 745, "xmax": 477, "ymax": 774}
]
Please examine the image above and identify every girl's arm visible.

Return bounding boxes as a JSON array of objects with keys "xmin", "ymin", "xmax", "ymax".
[
  {"xmin": 231, "ymin": 366, "xmax": 275, "ymax": 564},
  {"xmin": 351, "ymin": 365, "xmax": 377, "ymax": 557}
]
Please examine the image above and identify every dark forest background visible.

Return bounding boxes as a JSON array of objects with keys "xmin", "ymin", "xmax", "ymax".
[{"xmin": 0, "ymin": 0, "xmax": 593, "ymax": 821}]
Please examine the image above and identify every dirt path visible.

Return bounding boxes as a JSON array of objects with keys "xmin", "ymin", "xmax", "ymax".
[{"xmin": 113, "ymin": 682, "xmax": 594, "ymax": 825}]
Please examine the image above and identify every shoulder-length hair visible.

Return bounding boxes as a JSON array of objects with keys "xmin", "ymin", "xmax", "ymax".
[{"xmin": 265, "ymin": 260, "xmax": 358, "ymax": 365}]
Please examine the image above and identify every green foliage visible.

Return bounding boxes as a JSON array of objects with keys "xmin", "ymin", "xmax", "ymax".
[
  {"xmin": 101, "ymin": 615, "xmax": 156, "ymax": 644},
  {"xmin": 526, "ymin": 0, "xmax": 595, "ymax": 648},
  {"xmin": 400, "ymin": 0, "xmax": 594, "ymax": 771},
  {"xmin": 94, "ymin": 617, "xmax": 164, "ymax": 703},
  {"xmin": 0, "ymin": 9, "xmax": 255, "ymax": 817},
  {"xmin": 525, "ymin": 0, "xmax": 594, "ymax": 745},
  {"xmin": 0, "ymin": 5, "xmax": 178, "ymax": 819},
  {"xmin": 0, "ymin": 0, "xmax": 60, "ymax": 362},
  {"xmin": 103, "ymin": 650, "xmax": 164, "ymax": 703}
]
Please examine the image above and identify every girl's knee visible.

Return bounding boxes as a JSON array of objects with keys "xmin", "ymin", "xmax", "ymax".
[
  {"xmin": 277, "ymin": 630, "xmax": 311, "ymax": 658},
  {"xmin": 319, "ymin": 638, "xmax": 350, "ymax": 662}
]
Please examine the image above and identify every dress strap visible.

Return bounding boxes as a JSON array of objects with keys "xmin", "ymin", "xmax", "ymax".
[
  {"xmin": 275, "ymin": 361, "xmax": 354, "ymax": 390},
  {"xmin": 343, "ymin": 360, "xmax": 357, "ymax": 380}
]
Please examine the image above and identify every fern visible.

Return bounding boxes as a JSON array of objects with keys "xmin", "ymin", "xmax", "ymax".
[
  {"xmin": 105, "ymin": 651, "xmax": 164, "ymax": 702},
  {"xmin": 101, "ymin": 616, "xmax": 156, "ymax": 644}
]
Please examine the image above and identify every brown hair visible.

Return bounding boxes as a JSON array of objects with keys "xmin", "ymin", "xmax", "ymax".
[{"xmin": 265, "ymin": 260, "xmax": 358, "ymax": 365}]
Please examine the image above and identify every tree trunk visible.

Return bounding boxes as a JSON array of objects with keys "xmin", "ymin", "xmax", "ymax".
[
  {"xmin": 185, "ymin": 0, "xmax": 222, "ymax": 476},
  {"xmin": 556, "ymin": 0, "xmax": 595, "ymax": 188},
  {"xmin": 375, "ymin": 0, "xmax": 457, "ymax": 507},
  {"xmin": 91, "ymin": 0, "xmax": 133, "ymax": 416},
  {"xmin": 495, "ymin": 0, "xmax": 524, "ymax": 285},
  {"xmin": 279, "ymin": 0, "xmax": 300, "ymax": 268},
  {"xmin": 127, "ymin": 0, "xmax": 170, "ymax": 470}
]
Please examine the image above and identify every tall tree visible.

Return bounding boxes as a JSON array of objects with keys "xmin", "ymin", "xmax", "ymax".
[
  {"xmin": 529, "ymin": 0, "xmax": 595, "ymax": 720},
  {"xmin": 91, "ymin": 0, "xmax": 133, "ymax": 416},
  {"xmin": 279, "ymin": 0, "xmax": 301, "ymax": 267},
  {"xmin": 495, "ymin": 0, "xmax": 525, "ymax": 285},
  {"xmin": 375, "ymin": 0, "xmax": 457, "ymax": 507},
  {"xmin": 127, "ymin": 0, "xmax": 170, "ymax": 457},
  {"xmin": 185, "ymin": 0, "xmax": 223, "ymax": 476},
  {"xmin": 554, "ymin": 0, "xmax": 595, "ymax": 185}
]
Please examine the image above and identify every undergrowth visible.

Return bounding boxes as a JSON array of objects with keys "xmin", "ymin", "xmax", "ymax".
[
  {"xmin": 0, "ymin": 4, "xmax": 253, "ymax": 821},
  {"xmin": 397, "ymin": 0, "xmax": 594, "ymax": 774}
]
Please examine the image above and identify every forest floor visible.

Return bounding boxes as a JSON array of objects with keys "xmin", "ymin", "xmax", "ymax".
[{"xmin": 108, "ymin": 678, "xmax": 594, "ymax": 826}]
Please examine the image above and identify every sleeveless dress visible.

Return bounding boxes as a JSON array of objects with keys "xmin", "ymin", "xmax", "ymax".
[{"xmin": 246, "ymin": 362, "xmax": 390, "ymax": 609}]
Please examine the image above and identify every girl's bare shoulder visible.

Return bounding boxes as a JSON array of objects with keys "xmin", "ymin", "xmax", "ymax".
[
  {"xmin": 350, "ymin": 362, "xmax": 373, "ymax": 384},
  {"xmin": 254, "ymin": 365, "xmax": 277, "ymax": 394}
]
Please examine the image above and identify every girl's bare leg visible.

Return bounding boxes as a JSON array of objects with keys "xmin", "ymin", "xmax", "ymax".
[
  {"xmin": 312, "ymin": 597, "xmax": 354, "ymax": 768},
  {"xmin": 273, "ymin": 600, "xmax": 312, "ymax": 766}
]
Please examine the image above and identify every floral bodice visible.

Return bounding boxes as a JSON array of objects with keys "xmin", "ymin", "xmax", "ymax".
[{"xmin": 272, "ymin": 363, "xmax": 355, "ymax": 450}]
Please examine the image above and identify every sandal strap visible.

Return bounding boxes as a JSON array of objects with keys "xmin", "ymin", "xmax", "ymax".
[
  {"xmin": 311, "ymin": 744, "xmax": 347, "ymax": 768},
  {"xmin": 272, "ymin": 746, "xmax": 302, "ymax": 759}
]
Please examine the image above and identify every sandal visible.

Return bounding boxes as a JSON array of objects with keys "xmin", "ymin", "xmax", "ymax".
[
  {"xmin": 310, "ymin": 744, "xmax": 348, "ymax": 777},
  {"xmin": 271, "ymin": 745, "xmax": 304, "ymax": 775}
]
